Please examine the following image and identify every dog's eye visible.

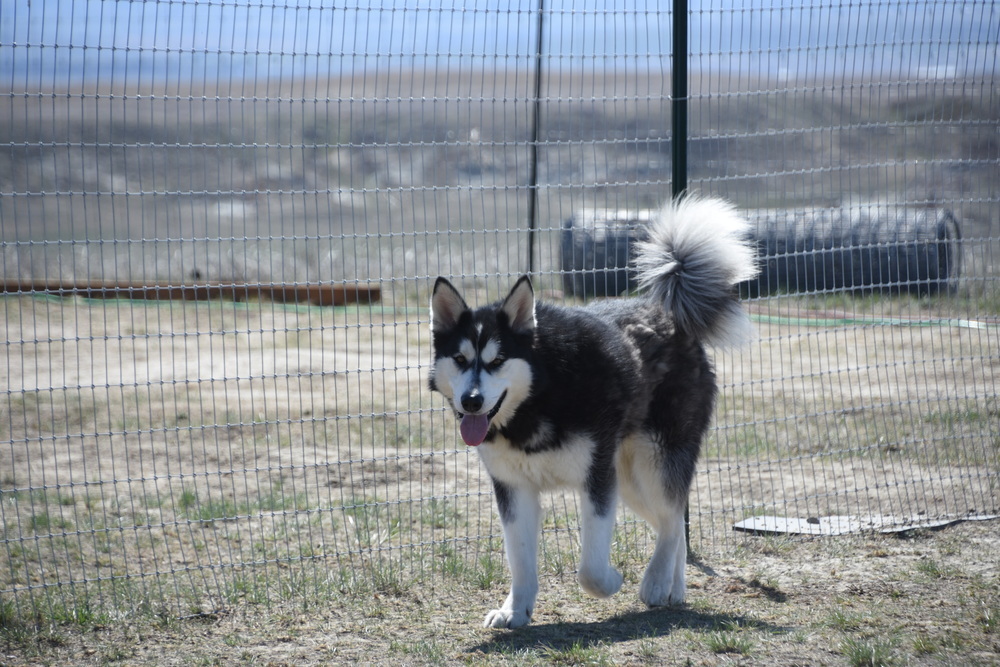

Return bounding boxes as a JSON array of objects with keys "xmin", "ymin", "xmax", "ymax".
[
  {"xmin": 487, "ymin": 357, "xmax": 504, "ymax": 370},
  {"xmin": 453, "ymin": 354, "xmax": 467, "ymax": 366}
]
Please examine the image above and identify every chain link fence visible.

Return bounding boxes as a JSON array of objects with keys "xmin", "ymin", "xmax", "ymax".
[{"xmin": 1, "ymin": 0, "xmax": 997, "ymax": 620}]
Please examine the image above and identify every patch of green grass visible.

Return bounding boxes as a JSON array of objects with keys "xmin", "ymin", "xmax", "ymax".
[
  {"xmin": 922, "ymin": 405, "xmax": 997, "ymax": 428},
  {"xmin": 633, "ymin": 636, "xmax": 659, "ymax": 662},
  {"xmin": 370, "ymin": 563, "xmax": 409, "ymax": 597},
  {"xmin": 257, "ymin": 480, "xmax": 311, "ymax": 513},
  {"xmin": 541, "ymin": 543, "xmax": 577, "ymax": 577},
  {"xmin": 542, "ymin": 639, "xmax": 613, "ymax": 666},
  {"xmin": 389, "ymin": 636, "xmax": 448, "ymax": 662},
  {"xmin": 735, "ymin": 532, "xmax": 796, "ymax": 559},
  {"xmin": 915, "ymin": 558, "xmax": 954, "ymax": 579},
  {"xmin": 474, "ymin": 551, "xmax": 506, "ymax": 591},
  {"xmin": 979, "ymin": 603, "xmax": 999, "ymax": 634},
  {"xmin": 223, "ymin": 574, "xmax": 270, "ymax": 606},
  {"xmin": 82, "ymin": 493, "xmax": 100, "ymax": 512},
  {"xmin": 703, "ymin": 620, "xmax": 756, "ymax": 656},
  {"xmin": 28, "ymin": 511, "xmax": 52, "ymax": 532},
  {"xmin": 912, "ymin": 634, "xmax": 937, "ymax": 656},
  {"xmin": 973, "ymin": 287, "xmax": 1000, "ymax": 315},
  {"xmin": 0, "ymin": 598, "xmax": 68, "ymax": 654},
  {"xmin": 272, "ymin": 566, "xmax": 335, "ymax": 606},
  {"xmin": 178, "ymin": 488, "xmax": 198, "ymax": 513},
  {"xmin": 936, "ymin": 629, "xmax": 972, "ymax": 652},
  {"xmin": 436, "ymin": 546, "xmax": 466, "ymax": 580},
  {"xmin": 0, "ymin": 597, "xmax": 20, "ymax": 633},
  {"xmin": 435, "ymin": 544, "xmax": 503, "ymax": 589},
  {"xmin": 706, "ymin": 424, "xmax": 772, "ymax": 458},
  {"xmin": 914, "ymin": 399, "xmax": 1000, "ymax": 465},
  {"xmin": 344, "ymin": 496, "xmax": 402, "ymax": 550},
  {"xmin": 0, "ymin": 478, "xmax": 24, "ymax": 501},
  {"xmin": 828, "ymin": 608, "xmax": 870, "ymax": 632},
  {"xmin": 49, "ymin": 598, "xmax": 110, "ymax": 628},
  {"xmin": 420, "ymin": 497, "xmax": 463, "ymax": 529},
  {"xmin": 193, "ymin": 496, "xmax": 242, "ymax": 523},
  {"xmin": 686, "ymin": 597, "xmax": 715, "ymax": 615},
  {"xmin": 544, "ymin": 511, "xmax": 575, "ymax": 531},
  {"xmin": 29, "ymin": 510, "xmax": 73, "ymax": 532},
  {"xmin": 178, "ymin": 484, "xmax": 317, "ymax": 525},
  {"xmin": 840, "ymin": 635, "xmax": 899, "ymax": 667}
]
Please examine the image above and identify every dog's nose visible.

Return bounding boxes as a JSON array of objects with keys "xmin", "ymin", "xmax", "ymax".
[{"xmin": 461, "ymin": 390, "xmax": 484, "ymax": 414}]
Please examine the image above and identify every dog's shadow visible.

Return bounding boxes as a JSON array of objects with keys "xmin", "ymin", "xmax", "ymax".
[{"xmin": 466, "ymin": 603, "xmax": 788, "ymax": 657}]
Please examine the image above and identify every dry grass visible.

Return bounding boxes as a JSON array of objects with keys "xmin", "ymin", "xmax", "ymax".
[
  {"xmin": 1, "ymin": 287, "xmax": 997, "ymax": 643},
  {"xmin": 2, "ymin": 521, "xmax": 998, "ymax": 665}
]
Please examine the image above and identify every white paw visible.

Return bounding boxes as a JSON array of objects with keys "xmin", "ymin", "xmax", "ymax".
[
  {"xmin": 483, "ymin": 607, "xmax": 532, "ymax": 629},
  {"xmin": 639, "ymin": 575, "xmax": 685, "ymax": 607},
  {"xmin": 578, "ymin": 566, "xmax": 624, "ymax": 599}
]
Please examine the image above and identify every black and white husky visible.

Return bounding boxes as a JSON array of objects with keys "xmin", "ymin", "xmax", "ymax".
[{"xmin": 429, "ymin": 196, "xmax": 758, "ymax": 628}]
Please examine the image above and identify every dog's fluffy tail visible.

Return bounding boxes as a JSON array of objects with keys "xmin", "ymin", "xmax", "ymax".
[{"xmin": 633, "ymin": 196, "xmax": 759, "ymax": 347}]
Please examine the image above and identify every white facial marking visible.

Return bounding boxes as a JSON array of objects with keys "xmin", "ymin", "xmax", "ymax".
[
  {"xmin": 432, "ymin": 357, "xmax": 460, "ymax": 402},
  {"xmin": 434, "ymin": 338, "xmax": 532, "ymax": 423},
  {"xmin": 482, "ymin": 358, "xmax": 530, "ymax": 424},
  {"xmin": 481, "ymin": 339, "xmax": 500, "ymax": 365}
]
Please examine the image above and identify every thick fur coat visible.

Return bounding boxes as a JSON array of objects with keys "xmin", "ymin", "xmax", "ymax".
[{"xmin": 430, "ymin": 196, "xmax": 758, "ymax": 628}]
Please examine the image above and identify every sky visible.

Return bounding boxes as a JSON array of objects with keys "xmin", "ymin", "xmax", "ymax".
[{"xmin": 1, "ymin": 0, "xmax": 996, "ymax": 86}]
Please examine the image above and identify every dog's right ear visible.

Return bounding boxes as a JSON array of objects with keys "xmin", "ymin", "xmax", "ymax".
[
  {"xmin": 501, "ymin": 275, "xmax": 536, "ymax": 334},
  {"xmin": 430, "ymin": 277, "xmax": 469, "ymax": 334}
]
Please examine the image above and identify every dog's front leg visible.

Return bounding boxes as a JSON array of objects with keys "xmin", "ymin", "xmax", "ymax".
[
  {"xmin": 578, "ymin": 484, "xmax": 623, "ymax": 599},
  {"xmin": 484, "ymin": 480, "xmax": 541, "ymax": 629}
]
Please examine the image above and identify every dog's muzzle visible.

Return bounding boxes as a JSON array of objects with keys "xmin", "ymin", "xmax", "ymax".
[{"xmin": 458, "ymin": 391, "xmax": 506, "ymax": 446}]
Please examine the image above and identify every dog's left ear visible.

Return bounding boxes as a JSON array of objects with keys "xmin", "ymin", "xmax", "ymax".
[
  {"xmin": 431, "ymin": 277, "xmax": 469, "ymax": 333},
  {"xmin": 501, "ymin": 275, "xmax": 536, "ymax": 333}
]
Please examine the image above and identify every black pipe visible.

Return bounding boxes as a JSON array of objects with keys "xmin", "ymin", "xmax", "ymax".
[
  {"xmin": 673, "ymin": 0, "xmax": 691, "ymax": 546},
  {"xmin": 527, "ymin": 0, "xmax": 545, "ymax": 275},
  {"xmin": 672, "ymin": 0, "xmax": 688, "ymax": 199}
]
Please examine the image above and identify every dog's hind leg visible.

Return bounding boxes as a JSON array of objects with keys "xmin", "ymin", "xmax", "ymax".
[
  {"xmin": 618, "ymin": 434, "xmax": 690, "ymax": 607},
  {"xmin": 637, "ymin": 498, "xmax": 688, "ymax": 607},
  {"xmin": 484, "ymin": 481, "xmax": 541, "ymax": 629}
]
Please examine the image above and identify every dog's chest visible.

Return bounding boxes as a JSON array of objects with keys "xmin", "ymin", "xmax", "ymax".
[{"xmin": 477, "ymin": 432, "xmax": 596, "ymax": 491}]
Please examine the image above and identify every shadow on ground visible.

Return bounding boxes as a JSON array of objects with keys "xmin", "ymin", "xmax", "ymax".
[{"xmin": 465, "ymin": 603, "xmax": 791, "ymax": 657}]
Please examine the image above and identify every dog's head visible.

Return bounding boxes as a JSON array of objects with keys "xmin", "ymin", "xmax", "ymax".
[{"xmin": 429, "ymin": 276, "xmax": 535, "ymax": 446}]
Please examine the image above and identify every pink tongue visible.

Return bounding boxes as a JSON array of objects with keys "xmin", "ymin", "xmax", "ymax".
[{"xmin": 460, "ymin": 414, "xmax": 491, "ymax": 447}]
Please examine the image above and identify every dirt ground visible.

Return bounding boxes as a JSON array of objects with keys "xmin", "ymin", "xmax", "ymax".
[
  {"xmin": 3, "ymin": 519, "xmax": 999, "ymax": 666},
  {"xmin": 1, "ymin": 291, "xmax": 998, "ymax": 665}
]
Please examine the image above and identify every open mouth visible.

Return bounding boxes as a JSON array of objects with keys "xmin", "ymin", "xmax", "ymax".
[{"xmin": 459, "ymin": 391, "xmax": 506, "ymax": 447}]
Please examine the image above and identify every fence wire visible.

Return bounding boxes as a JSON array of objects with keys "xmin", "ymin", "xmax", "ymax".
[{"xmin": 1, "ymin": 0, "xmax": 997, "ymax": 620}]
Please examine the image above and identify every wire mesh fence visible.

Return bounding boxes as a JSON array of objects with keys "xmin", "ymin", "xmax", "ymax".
[{"xmin": 1, "ymin": 0, "xmax": 998, "ymax": 621}]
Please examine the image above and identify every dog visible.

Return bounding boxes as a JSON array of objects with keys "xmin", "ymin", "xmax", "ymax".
[{"xmin": 429, "ymin": 196, "xmax": 758, "ymax": 628}]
